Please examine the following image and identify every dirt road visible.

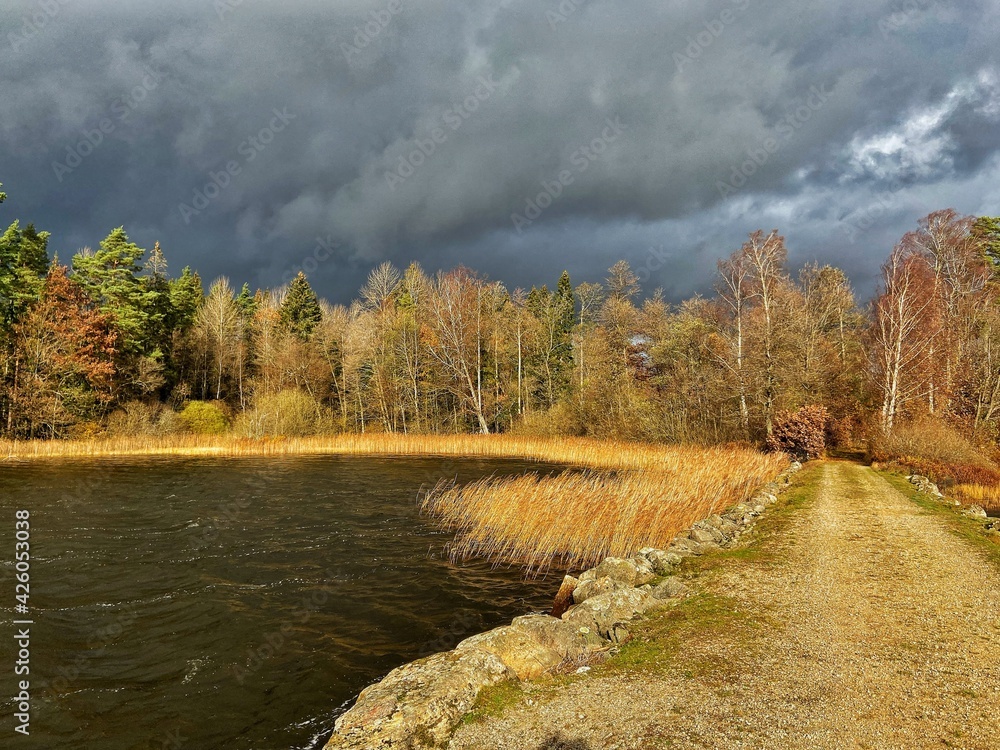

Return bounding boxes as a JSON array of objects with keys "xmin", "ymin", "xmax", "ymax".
[{"xmin": 449, "ymin": 462, "xmax": 1000, "ymax": 750}]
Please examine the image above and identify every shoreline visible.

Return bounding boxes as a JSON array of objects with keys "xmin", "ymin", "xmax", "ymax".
[{"xmin": 0, "ymin": 433, "xmax": 761, "ymax": 470}]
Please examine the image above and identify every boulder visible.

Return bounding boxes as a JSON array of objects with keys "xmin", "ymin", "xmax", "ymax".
[
  {"xmin": 962, "ymin": 505, "xmax": 988, "ymax": 519},
  {"xmin": 595, "ymin": 557, "xmax": 641, "ymax": 586},
  {"xmin": 328, "ymin": 648, "xmax": 515, "ymax": 748},
  {"xmin": 689, "ymin": 527, "xmax": 717, "ymax": 544},
  {"xmin": 628, "ymin": 555, "xmax": 657, "ymax": 585},
  {"xmin": 577, "ymin": 568, "xmax": 597, "ymax": 583},
  {"xmin": 639, "ymin": 548, "xmax": 682, "ymax": 575},
  {"xmin": 458, "ymin": 614, "xmax": 604, "ymax": 680},
  {"xmin": 573, "ymin": 575, "xmax": 629, "ymax": 604},
  {"xmin": 563, "ymin": 587, "xmax": 651, "ymax": 642}
]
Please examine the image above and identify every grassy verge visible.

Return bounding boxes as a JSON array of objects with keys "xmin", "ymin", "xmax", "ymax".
[
  {"xmin": 880, "ymin": 471, "xmax": 1000, "ymax": 568},
  {"xmin": 462, "ymin": 460, "xmax": 824, "ymax": 723}
]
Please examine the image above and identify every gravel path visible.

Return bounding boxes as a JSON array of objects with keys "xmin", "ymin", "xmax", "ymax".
[{"xmin": 449, "ymin": 462, "xmax": 1000, "ymax": 749}]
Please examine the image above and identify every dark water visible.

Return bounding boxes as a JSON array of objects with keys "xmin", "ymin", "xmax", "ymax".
[{"xmin": 0, "ymin": 456, "xmax": 561, "ymax": 750}]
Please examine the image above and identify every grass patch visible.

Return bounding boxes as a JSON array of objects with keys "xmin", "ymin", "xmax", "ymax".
[
  {"xmin": 880, "ymin": 471, "xmax": 1000, "ymax": 569},
  {"xmin": 461, "ymin": 680, "xmax": 525, "ymax": 725}
]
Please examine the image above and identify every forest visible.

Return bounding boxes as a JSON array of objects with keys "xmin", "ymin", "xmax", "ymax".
[{"xmin": 2, "ymin": 180, "xmax": 1000, "ymax": 459}]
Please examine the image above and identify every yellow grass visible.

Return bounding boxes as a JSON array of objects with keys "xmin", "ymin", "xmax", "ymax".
[
  {"xmin": 1, "ymin": 434, "xmax": 787, "ymax": 573},
  {"xmin": 954, "ymin": 484, "xmax": 1000, "ymax": 515},
  {"xmin": 421, "ymin": 446, "xmax": 787, "ymax": 574}
]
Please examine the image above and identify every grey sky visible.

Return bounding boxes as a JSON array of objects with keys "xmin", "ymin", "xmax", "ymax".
[{"xmin": 2, "ymin": 0, "xmax": 998, "ymax": 302}]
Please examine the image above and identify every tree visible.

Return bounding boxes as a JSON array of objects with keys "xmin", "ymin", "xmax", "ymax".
[
  {"xmin": 427, "ymin": 268, "xmax": 494, "ymax": 433},
  {"xmin": 195, "ymin": 278, "xmax": 243, "ymax": 401},
  {"xmin": 72, "ymin": 228, "xmax": 155, "ymax": 356},
  {"xmin": 972, "ymin": 216, "xmax": 1000, "ymax": 272},
  {"xmin": 869, "ymin": 243, "xmax": 939, "ymax": 431},
  {"xmin": 12, "ymin": 264, "xmax": 117, "ymax": 437},
  {"xmin": 170, "ymin": 266, "xmax": 204, "ymax": 331},
  {"xmin": 741, "ymin": 230, "xmax": 791, "ymax": 437},
  {"xmin": 280, "ymin": 271, "xmax": 322, "ymax": 338}
]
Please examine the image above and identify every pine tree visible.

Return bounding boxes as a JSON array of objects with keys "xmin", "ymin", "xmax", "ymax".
[
  {"xmin": 236, "ymin": 282, "xmax": 257, "ymax": 317},
  {"xmin": 973, "ymin": 216, "xmax": 1000, "ymax": 272},
  {"xmin": 280, "ymin": 271, "xmax": 322, "ymax": 338},
  {"xmin": 169, "ymin": 266, "xmax": 204, "ymax": 331},
  {"xmin": 72, "ymin": 227, "xmax": 156, "ymax": 355}
]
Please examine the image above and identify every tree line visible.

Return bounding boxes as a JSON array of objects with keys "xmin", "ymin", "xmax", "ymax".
[{"xmin": 2, "ymin": 182, "xmax": 999, "ymax": 445}]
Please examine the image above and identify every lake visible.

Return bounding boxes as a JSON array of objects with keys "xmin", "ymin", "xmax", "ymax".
[{"xmin": 0, "ymin": 455, "xmax": 560, "ymax": 749}]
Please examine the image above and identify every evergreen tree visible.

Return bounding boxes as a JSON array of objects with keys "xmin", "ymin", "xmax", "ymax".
[
  {"xmin": 280, "ymin": 271, "xmax": 322, "ymax": 338},
  {"xmin": 72, "ymin": 227, "xmax": 156, "ymax": 356},
  {"xmin": 169, "ymin": 266, "xmax": 204, "ymax": 331},
  {"xmin": 972, "ymin": 216, "xmax": 1000, "ymax": 272},
  {"xmin": 0, "ymin": 221, "xmax": 48, "ymax": 329},
  {"xmin": 143, "ymin": 241, "xmax": 175, "ymax": 360},
  {"xmin": 236, "ymin": 282, "xmax": 257, "ymax": 317}
]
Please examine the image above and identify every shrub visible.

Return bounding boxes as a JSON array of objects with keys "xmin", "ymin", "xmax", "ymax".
[
  {"xmin": 233, "ymin": 389, "xmax": 326, "ymax": 437},
  {"xmin": 178, "ymin": 401, "xmax": 229, "ymax": 435},
  {"xmin": 766, "ymin": 405, "xmax": 829, "ymax": 460},
  {"xmin": 106, "ymin": 401, "xmax": 161, "ymax": 436}
]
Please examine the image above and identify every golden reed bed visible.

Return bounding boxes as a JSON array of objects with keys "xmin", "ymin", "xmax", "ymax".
[
  {"xmin": 954, "ymin": 484, "xmax": 1000, "ymax": 516},
  {"xmin": 1, "ymin": 434, "xmax": 787, "ymax": 572}
]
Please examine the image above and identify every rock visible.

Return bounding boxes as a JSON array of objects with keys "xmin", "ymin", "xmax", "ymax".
[
  {"xmin": 628, "ymin": 555, "xmax": 657, "ymax": 585},
  {"xmin": 577, "ymin": 568, "xmax": 597, "ymax": 583},
  {"xmin": 640, "ymin": 548, "xmax": 682, "ymax": 575},
  {"xmin": 459, "ymin": 614, "xmax": 606, "ymax": 680},
  {"xmin": 689, "ymin": 527, "xmax": 717, "ymax": 544},
  {"xmin": 551, "ymin": 575, "xmax": 579, "ymax": 618},
  {"xmin": 563, "ymin": 587, "xmax": 651, "ymax": 642},
  {"xmin": 649, "ymin": 577, "xmax": 688, "ymax": 600},
  {"xmin": 595, "ymin": 557, "xmax": 641, "ymax": 586},
  {"xmin": 706, "ymin": 514, "xmax": 739, "ymax": 536},
  {"xmin": 669, "ymin": 537, "xmax": 711, "ymax": 557},
  {"xmin": 573, "ymin": 575, "xmax": 629, "ymax": 604},
  {"xmin": 985, "ymin": 519, "xmax": 1000, "ymax": 532},
  {"xmin": 963, "ymin": 505, "xmax": 988, "ymax": 519},
  {"xmin": 327, "ymin": 648, "xmax": 515, "ymax": 748}
]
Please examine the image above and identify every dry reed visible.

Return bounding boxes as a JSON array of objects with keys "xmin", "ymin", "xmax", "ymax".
[
  {"xmin": 421, "ymin": 446, "xmax": 786, "ymax": 574},
  {"xmin": 1, "ymin": 434, "xmax": 787, "ymax": 573},
  {"xmin": 954, "ymin": 484, "xmax": 1000, "ymax": 515}
]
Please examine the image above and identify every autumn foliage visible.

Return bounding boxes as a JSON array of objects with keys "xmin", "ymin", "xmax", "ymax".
[{"xmin": 766, "ymin": 405, "xmax": 829, "ymax": 459}]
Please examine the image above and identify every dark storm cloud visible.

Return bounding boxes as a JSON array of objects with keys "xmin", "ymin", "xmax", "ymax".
[{"xmin": 1, "ymin": 0, "xmax": 998, "ymax": 302}]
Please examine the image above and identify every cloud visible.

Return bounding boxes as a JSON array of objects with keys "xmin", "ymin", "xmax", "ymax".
[{"xmin": 1, "ymin": 0, "xmax": 999, "ymax": 303}]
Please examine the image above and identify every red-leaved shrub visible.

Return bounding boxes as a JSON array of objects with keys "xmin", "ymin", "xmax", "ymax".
[{"xmin": 766, "ymin": 405, "xmax": 829, "ymax": 460}]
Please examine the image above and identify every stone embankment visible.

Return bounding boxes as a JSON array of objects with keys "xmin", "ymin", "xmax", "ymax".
[
  {"xmin": 906, "ymin": 473, "xmax": 1000, "ymax": 530},
  {"xmin": 324, "ymin": 460, "xmax": 802, "ymax": 749}
]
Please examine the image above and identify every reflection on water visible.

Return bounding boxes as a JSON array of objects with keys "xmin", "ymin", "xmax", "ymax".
[{"xmin": 0, "ymin": 456, "xmax": 560, "ymax": 749}]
